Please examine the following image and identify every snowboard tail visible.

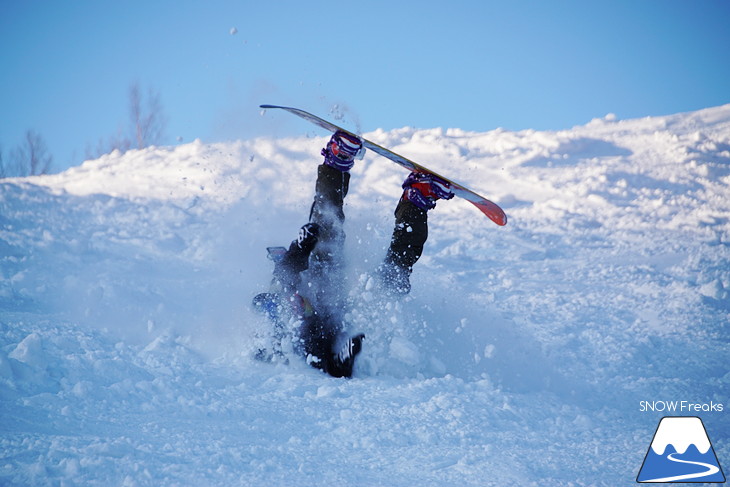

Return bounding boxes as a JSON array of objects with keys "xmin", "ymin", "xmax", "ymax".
[{"xmin": 260, "ymin": 104, "xmax": 507, "ymax": 226}]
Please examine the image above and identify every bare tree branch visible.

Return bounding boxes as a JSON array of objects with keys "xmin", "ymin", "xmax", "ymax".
[
  {"xmin": 86, "ymin": 82, "xmax": 167, "ymax": 159},
  {"xmin": 8, "ymin": 130, "xmax": 53, "ymax": 176},
  {"xmin": 129, "ymin": 82, "xmax": 166, "ymax": 150}
]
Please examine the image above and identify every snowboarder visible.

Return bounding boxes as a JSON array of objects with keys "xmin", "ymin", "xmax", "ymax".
[{"xmin": 253, "ymin": 130, "xmax": 454, "ymax": 378}]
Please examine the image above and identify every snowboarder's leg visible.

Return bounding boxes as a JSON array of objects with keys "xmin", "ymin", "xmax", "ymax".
[
  {"xmin": 378, "ymin": 172, "xmax": 454, "ymax": 294},
  {"xmin": 309, "ymin": 163, "xmax": 350, "ymax": 271},
  {"xmin": 379, "ymin": 199, "xmax": 428, "ymax": 294},
  {"xmin": 308, "ymin": 130, "xmax": 362, "ymax": 315},
  {"xmin": 308, "ymin": 130, "xmax": 361, "ymax": 258}
]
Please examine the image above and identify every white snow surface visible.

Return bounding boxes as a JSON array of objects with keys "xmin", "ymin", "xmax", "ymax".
[{"xmin": 1, "ymin": 105, "xmax": 729, "ymax": 485}]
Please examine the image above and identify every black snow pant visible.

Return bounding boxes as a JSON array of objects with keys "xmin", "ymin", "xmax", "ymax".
[
  {"xmin": 379, "ymin": 198, "xmax": 429, "ymax": 294},
  {"xmin": 386, "ymin": 198, "xmax": 428, "ymax": 271},
  {"xmin": 308, "ymin": 164, "xmax": 350, "ymax": 318},
  {"xmin": 307, "ymin": 163, "xmax": 428, "ymax": 296}
]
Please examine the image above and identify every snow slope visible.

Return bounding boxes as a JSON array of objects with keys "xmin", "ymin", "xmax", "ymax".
[{"xmin": 1, "ymin": 105, "xmax": 729, "ymax": 486}]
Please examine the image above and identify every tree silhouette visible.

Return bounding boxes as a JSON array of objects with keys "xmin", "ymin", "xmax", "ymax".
[
  {"xmin": 2, "ymin": 130, "xmax": 53, "ymax": 177},
  {"xmin": 129, "ymin": 82, "xmax": 166, "ymax": 150},
  {"xmin": 88, "ymin": 82, "xmax": 167, "ymax": 159}
]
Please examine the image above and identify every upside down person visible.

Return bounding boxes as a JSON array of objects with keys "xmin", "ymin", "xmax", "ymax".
[{"xmin": 253, "ymin": 130, "xmax": 454, "ymax": 378}]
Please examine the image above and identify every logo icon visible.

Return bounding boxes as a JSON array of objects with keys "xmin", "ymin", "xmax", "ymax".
[{"xmin": 637, "ymin": 416, "xmax": 725, "ymax": 483}]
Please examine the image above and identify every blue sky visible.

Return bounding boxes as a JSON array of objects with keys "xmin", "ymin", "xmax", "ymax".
[{"xmin": 2, "ymin": 0, "xmax": 729, "ymax": 172}]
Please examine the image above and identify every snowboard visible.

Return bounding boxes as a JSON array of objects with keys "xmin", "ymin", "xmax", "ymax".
[{"xmin": 260, "ymin": 104, "xmax": 508, "ymax": 226}]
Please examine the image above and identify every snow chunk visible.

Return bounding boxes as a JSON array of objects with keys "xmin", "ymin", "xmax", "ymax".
[
  {"xmin": 389, "ymin": 336, "xmax": 420, "ymax": 366},
  {"xmin": 699, "ymin": 279, "xmax": 726, "ymax": 300},
  {"xmin": 9, "ymin": 333, "xmax": 45, "ymax": 369}
]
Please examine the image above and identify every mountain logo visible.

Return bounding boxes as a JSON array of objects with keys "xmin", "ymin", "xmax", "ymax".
[{"xmin": 637, "ymin": 416, "xmax": 725, "ymax": 483}]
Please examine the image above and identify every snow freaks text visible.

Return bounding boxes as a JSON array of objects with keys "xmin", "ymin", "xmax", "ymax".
[{"xmin": 639, "ymin": 401, "xmax": 724, "ymax": 413}]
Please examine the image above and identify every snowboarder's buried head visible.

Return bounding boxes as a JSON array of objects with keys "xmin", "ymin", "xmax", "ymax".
[{"xmin": 253, "ymin": 220, "xmax": 364, "ymax": 378}]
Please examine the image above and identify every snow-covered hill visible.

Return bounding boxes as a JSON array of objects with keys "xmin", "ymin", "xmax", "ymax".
[{"xmin": 1, "ymin": 105, "xmax": 729, "ymax": 485}]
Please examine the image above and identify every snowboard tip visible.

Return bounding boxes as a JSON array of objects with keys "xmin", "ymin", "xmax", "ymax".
[{"xmin": 472, "ymin": 199, "xmax": 508, "ymax": 226}]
